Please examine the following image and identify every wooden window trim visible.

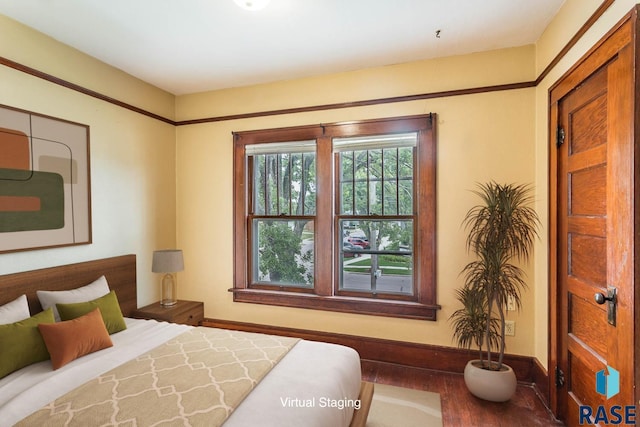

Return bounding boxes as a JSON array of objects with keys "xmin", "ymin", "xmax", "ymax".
[{"xmin": 232, "ymin": 114, "xmax": 439, "ymax": 320}]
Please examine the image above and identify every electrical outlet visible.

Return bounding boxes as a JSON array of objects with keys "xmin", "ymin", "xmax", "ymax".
[
  {"xmin": 505, "ymin": 320, "xmax": 515, "ymax": 336},
  {"xmin": 507, "ymin": 295, "xmax": 516, "ymax": 311}
]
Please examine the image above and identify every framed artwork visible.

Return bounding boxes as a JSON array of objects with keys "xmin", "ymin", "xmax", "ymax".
[{"xmin": 0, "ymin": 104, "xmax": 91, "ymax": 253}]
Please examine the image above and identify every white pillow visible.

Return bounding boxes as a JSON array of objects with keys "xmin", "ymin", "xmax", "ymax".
[
  {"xmin": 37, "ymin": 275, "xmax": 110, "ymax": 321},
  {"xmin": 0, "ymin": 294, "xmax": 30, "ymax": 324}
]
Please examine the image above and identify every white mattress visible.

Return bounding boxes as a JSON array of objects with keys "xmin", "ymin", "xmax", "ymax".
[{"xmin": 0, "ymin": 318, "xmax": 362, "ymax": 426}]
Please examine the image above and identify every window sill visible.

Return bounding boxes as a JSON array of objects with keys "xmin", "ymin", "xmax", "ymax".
[{"xmin": 228, "ymin": 288, "xmax": 440, "ymax": 320}]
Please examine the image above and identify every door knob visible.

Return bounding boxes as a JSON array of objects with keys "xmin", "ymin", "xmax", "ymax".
[
  {"xmin": 594, "ymin": 292, "xmax": 613, "ymax": 305},
  {"xmin": 594, "ymin": 287, "xmax": 617, "ymax": 326}
]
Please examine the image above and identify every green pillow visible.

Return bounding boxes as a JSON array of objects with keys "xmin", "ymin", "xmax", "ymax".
[
  {"xmin": 56, "ymin": 291, "xmax": 127, "ymax": 335},
  {"xmin": 0, "ymin": 308, "xmax": 55, "ymax": 379}
]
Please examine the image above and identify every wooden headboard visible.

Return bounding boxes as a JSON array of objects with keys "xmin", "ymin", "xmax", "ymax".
[{"xmin": 0, "ymin": 255, "xmax": 137, "ymax": 316}]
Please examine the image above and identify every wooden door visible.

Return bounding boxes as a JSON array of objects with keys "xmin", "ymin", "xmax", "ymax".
[{"xmin": 549, "ymin": 13, "xmax": 636, "ymax": 426}]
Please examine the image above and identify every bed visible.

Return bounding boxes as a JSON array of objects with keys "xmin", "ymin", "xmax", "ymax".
[{"xmin": 0, "ymin": 254, "xmax": 373, "ymax": 426}]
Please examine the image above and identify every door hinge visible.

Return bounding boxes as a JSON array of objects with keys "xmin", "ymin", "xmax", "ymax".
[
  {"xmin": 556, "ymin": 126, "xmax": 566, "ymax": 147},
  {"xmin": 555, "ymin": 366, "xmax": 566, "ymax": 388}
]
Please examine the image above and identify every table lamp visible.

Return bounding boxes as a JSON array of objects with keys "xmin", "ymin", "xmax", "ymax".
[{"xmin": 152, "ymin": 249, "xmax": 184, "ymax": 306}]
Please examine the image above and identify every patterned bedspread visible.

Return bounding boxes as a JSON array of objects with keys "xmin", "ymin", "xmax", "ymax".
[{"xmin": 17, "ymin": 328, "xmax": 299, "ymax": 426}]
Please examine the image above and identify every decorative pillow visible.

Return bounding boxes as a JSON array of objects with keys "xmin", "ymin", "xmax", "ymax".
[
  {"xmin": 56, "ymin": 290, "xmax": 126, "ymax": 335},
  {"xmin": 37, "ymin": 275, "xmax": 110, "ymax": 321},
  {"xmin": 0, "ymin": 294, "xmax": 30, "ymax": 324},
  {"xmin": 38, "ymin": 308, "xmax": 113, "ymax": 370},
  {"xmin": 0, "ymin": 308, "xmax": 55, "ymax": 379}
]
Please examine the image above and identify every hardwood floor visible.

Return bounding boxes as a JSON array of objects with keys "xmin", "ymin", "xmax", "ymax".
[{"xmin": 361, "ymin": 360, "xmax": 564, "ymax": 427}]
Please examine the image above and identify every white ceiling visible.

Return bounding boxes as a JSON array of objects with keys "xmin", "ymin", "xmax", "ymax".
[{"xmin": 0, "ymin": 0, "xmax": 565, "ymax": 95}]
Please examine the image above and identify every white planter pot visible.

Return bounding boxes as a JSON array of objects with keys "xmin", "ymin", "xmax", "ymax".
[{"xmin": 463, "ymin": 359, "xmax": 517, "ymax": 402}]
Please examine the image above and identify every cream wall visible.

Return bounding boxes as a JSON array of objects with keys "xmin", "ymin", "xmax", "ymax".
[
  {"xmin": 176, "ymin": 47, "xmax": 538, "ymax": 355},
  {"xmin": 176, "ymin": 46, "xmax": 535, "ymax": 120},
  {"xmin": 0, "ymin": 15, "xmax": 178, "ymax": 306}
]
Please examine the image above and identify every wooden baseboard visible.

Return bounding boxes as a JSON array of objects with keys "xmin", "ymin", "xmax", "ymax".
[
  {"xmin": 202, "ymin": 318, "xmax": 548, "ymax": 388},
  {"xmin": 531, "ymin": 357, "xmax": 551, "ymax": 404}
]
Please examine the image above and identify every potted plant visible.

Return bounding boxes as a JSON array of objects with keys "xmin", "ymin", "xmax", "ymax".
[{"xmin": 449, "ymin": 182, "xmax": 540, "ymax": 402}]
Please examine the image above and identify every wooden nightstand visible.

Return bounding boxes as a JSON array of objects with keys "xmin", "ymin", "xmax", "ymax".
[{"xmin": 131, "ymin": 300, "xmax": 204, "ymax": 326}]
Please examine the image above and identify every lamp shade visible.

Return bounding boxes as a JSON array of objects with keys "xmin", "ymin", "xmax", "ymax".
[{"xmin": 152, "ymin": 250, "xmax": 184, "ymax": 273}]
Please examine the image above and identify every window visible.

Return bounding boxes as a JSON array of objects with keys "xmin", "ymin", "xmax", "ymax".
[
  {"xmin": 247, "ymin": 141, "xmax": 316, "ymax": 289},
  {"xmin": 335, "ymin": 133, "xmax": 416, "ymax": 298},
  {"xmin": 232, "ymin": 115, "xmax": 438, "ymax": 320}
]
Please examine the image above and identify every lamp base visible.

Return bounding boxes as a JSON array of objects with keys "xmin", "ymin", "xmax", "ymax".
[
  {"xmin": 161, "ymin": 300, "xmax": 177, "ymax": 307},
  {"xmin": 160, "ymin": 273, "xmax": 177, "ymax": 306}
]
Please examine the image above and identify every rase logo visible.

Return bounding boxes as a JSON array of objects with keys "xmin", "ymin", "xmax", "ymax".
[
  {"xmin": 579, "ymin": 366, "xmax": 636, "ymax": 425},
  {"xmin": 596, "ymin": 366, "xmax": 620, "ymax": 399}
]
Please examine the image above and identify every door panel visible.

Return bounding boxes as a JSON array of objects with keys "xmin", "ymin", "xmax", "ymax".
[
  {"xmin": 569, "ymin": 233, "xmax": 606, "ymax": 285},
  {"xmin": 570, "ymin": 165, "xmax": 606, "ymax": 215},
  {"xmin": 569, "ymin": 297, "xmax": 607, "ymax": 357},
  {"xmin": 570, "ymin": 93, "xmax": 607, "ymax": 152}
]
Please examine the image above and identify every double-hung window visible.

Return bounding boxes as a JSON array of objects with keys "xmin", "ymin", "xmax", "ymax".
[
  {"xmin": 334, "ymin": 133, "xmax": 416, "ymax": 298},
  {"xmin": 233, "ymin": 115, "xmax": 438, "ymax": 320},
  {"xmin": 247, "ymin": 140, "xmax": 316, "ymax": 289}
]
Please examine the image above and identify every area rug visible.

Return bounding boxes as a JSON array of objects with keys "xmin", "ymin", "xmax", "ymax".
[{"xmin": 366, "ymin": 383, "xmax": 443, "ymax": 427}]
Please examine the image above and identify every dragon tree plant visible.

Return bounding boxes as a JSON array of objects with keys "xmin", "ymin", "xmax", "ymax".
[{"xmin": 450, "ymin": 182, "xmax": 540, "ymax": 370}]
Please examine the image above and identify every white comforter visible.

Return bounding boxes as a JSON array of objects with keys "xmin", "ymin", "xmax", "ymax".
[{"xmin": 0, "ymin": 319, "xmax": 362, "ymax": 427}]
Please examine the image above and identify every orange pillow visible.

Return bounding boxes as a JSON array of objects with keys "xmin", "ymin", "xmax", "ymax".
[{"xmin": 38, "ymin": 307, "xmax": 113, "ymax": 370}]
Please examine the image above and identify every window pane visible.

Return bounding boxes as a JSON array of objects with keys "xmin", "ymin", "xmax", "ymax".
[
  {"xmin": 290, "ymin": 153, "xmax": 302, "ymax": 214},
  {"xmin": 303, "ymin": 153, "xmax": 316, "ymax": 215},
  {"xmin": 383, "ymin": 148, "xmax": 398, "ymax": 178},
  {"xmin": 337, "ymin": 139, "xmax": 414, "ymax": 216},
  {"xmin": 369, "ymin": 150, "xmax": 382, "ymax": 215},
  {"xmin": 399, "ymin": 180, "xmax": 413, "ymax": 215},
  {"xmin": 383, "ymin": 180, "xmax": 398, "ymax": 215},
  {"xmin": 266, "ymin": 154, "xmax": 278, "ymax": 215},
  {"xmin": 339, "ymin": 219, "xmax": 414, "ymax": 295},
  {"xmin": 342, "ymin": 254, "xmax": 413, "ymax": 294},
  {"xmin": 341, "ymin": 183, "xmax": 354, "ymax": 214},
  {"xmin": 279, "ymin": 153, "xmax": 290, "ymax": 215},
  {"xmin": 252, "ymin": 219, "xmax": 314, "ymax": 287},
  {"xmin": 340, "ymin": 152, "xmax": 354, "ymax": 181},
  {"xmin": 253, "ymin": 156, "xmax": 266, "ymax": 215},
  {"xmin": 251, "ymin": 149, "xmax": 316, "ymax": 216},
  {"xmin": 398, "ymin": 146, "xmax": 413, "ymax": 178},
  {"xmin": 355, "ymin": 181, "xmax": 368, "ymax": 215}
]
